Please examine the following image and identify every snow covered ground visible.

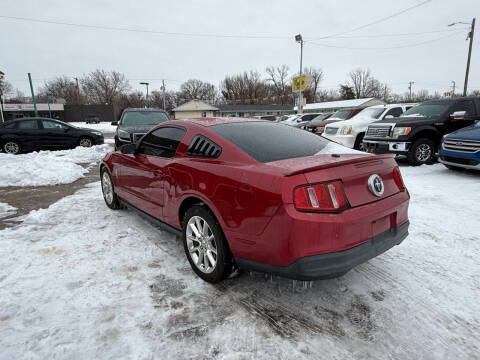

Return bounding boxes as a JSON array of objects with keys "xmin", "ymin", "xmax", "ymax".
[
  {"xmin": 71, "ymin": 122, "xmax": 117, "ymax": 133},
  {"xmin": 0, "ymin": 203, "xmax": 17, "ymax": 219},
  {"xmin": 0, "ymin": 145, "xmax": 112, "ymax": 187},
  {"xmin": 0, "ymin": 164, "xmax": 479, "ymax": 359}
]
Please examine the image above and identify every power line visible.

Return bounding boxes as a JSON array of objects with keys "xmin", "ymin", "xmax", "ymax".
[
  {"xmin": 0, "ymin": 15, "xmax": 291, "ymax": 40},
  {"xmin": 308, "ymin": 31, "xmax": 463, "ymax": 50},
  {"xmin": 311, "ymin": 0, "xmax": 433, "ymax": 40},
  {"xmin": 307, "ymin": 28, "xmax": 469, "ymax": 40}
]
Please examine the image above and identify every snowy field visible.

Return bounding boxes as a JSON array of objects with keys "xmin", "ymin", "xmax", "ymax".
[
  {"xmin": 0, "ymin": 145, "xmax": 112, "ymax": 187},
  {"xmin": 0, "ymin": 164, "xmax": 479, "ymax": 359},
  {"xmin": 71, "ymin": 122, "xmax": 117, "ymax": 133}
]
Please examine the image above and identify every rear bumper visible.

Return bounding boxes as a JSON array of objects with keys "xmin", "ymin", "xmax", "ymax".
[
  {"xmin": 95, "ymin": 137, "xmax": 104, "ymax": 145},
  {"xmin": 236, "ymin": 221, "xmax": 409, "ymax": 280}
]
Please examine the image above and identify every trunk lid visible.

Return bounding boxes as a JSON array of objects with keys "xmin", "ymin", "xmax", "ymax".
[{"xmin": 269, "ymin": 153, "xmax": 399, "ymax": 207}]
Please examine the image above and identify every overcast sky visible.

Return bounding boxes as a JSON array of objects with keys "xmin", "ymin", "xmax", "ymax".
[{"xmin": 1, "ymin": 0, "xmax": 479, "ymax": 98}]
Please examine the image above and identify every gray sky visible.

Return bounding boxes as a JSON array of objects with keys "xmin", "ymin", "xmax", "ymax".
[{"xmin": 1, "ymin": 0, "xmax": 479, "ymax": 98}]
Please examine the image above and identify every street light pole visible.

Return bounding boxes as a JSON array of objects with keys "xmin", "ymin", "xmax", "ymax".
[
  {"xmin": 449, "ymin": 18, "xmax": 476, "ymax": 96},
  {"xmin": 0, "ymin": 71, "xmax": 5, "ymax": 123},
  {"xmin": 140, "ymin": 82, "xmax": 149, "ymax": 108},
  {"xmin": 295, "ymin": 34, "xmax": 304, "ymax": 114}
]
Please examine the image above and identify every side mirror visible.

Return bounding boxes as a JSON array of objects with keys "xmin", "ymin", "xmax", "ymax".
[
  {"xmin": 450, "ymin": 111, "xmax": 466, "ymax": 120},
  {"xmin": 64, "ymin": 127, "xmax": 70, "ymax": 132},
  {"xmin": 111, "ymin": 121, "xmax": 118, "ymax": 126},
  {"xmin": 120, "ymin": 143, "xmax": 136, "ymax": 154},
  {"xmin": 385, "ymin": 115, "xmax": 394, "ymax": 119}
]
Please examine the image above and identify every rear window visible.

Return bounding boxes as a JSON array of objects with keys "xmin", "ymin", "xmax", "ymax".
[
  {"xmin": 121, "ymin": 111, "xmax": 169, "ymax": 126},
  {"xmin": 211, "ymin": 122, "xmax": 329, "ymax": 162}
]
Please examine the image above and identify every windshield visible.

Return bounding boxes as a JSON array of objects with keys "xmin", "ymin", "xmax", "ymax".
[
  {"xmin": 121, "ymin": 111, "xmax": 169, "ymax": 126},
  {"xmin": 355, "ymin": 107, "xmax": 385, "ymax": 119},
  {"xmin": 402, "ymin": 103, "xmax": 449, "ymax": 118},
  {"xmin": 330, "ymin": 110, "xmax": 351, "ymax": 120},
  {"xmin": 211, "ymin": 122, "xmax": 328, "ymax": 162},
  {"xmin": 311, "ymin": 114, "xmax": 331, "ymax": 123}
]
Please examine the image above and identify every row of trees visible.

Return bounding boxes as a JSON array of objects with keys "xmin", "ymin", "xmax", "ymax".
[{"xmin": 2, "ymin": 67, "xmax": 479, "ymax": 113}]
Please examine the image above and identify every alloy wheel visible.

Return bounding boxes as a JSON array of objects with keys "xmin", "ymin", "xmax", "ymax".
[
  {"xmin": 80, "ymin": 138, "xmax": 93, "ymax": 147},
  {"xmin": 4, "ymin": 142, "xmax": 20, "ymax": 154},
  {"xmin": 186, "ymin": 216, "xmax": 217, "ymax": 274},
  {"xmin": 102, "ymin": 172, "xmax": 114, "ymax": 204},
  {"xmin": 415, "ymin": 144, "xmax": 432, "ymax": 162}
]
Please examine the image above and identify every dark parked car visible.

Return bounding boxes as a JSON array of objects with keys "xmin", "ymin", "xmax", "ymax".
[
  {"xmin": 305, "ymin": 113, "xmax": 333, "ymax": 132},
  {"xmin": 112, "ymin": 108, "xmax": 169, "ymax": 150},
  {"xmin": 100, "ymin": 117, "xmax": 409, "ymax": 283},
  {"xmin": 363, "ymin": 97, "xmax": 480, "ymax": 165},
  {"xmin": 0, "ymin": 117, "xmax": 104, "ymax": 154},
  {"xmin": 86, "ymin": 114, "xmax": 100, "ymax": 124},
  {"xmin": 253, "ymin": 115, "xmax": 277, "ymax": 121},
  {"xmin": 439, "ymin": 120, "xmax": 480, "ymax": 171}
]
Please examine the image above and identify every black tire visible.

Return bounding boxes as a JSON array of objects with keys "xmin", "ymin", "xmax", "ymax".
[
  {"xmin": 407, "ymin": 138, "xmax": 436, "ymax": 166},
  {"xmin": 182, "ymin": 205, "xmax": 233, "ymax": 283},
  {"xmin": 354, "ymin": 133, "xmax": 365, "ymax": 151},
  {"xmin": 101, "ymin": 168, "xmax": 121, "ymax": 210},
  {"xmin": 79, "ymin": 137, "xmax": 93, "ymax": 148},
  {"xmin": 3, "ymin": 140, "xmax": 21, "ymax": 154}
]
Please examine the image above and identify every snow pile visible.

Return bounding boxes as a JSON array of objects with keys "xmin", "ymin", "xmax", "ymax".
[
  {"xmin": 71, "ymin": 122, "xmax": 117, "ymax": 133},
  {"xmin": 0, "ymin": 165, "xmax": 478, "ymax": 358},
  {"xmin": 0, "ymin": 144, "xmax": 112, "ymax": 187},
  {"xmin": 0, "ymin": 203, "xmax": 16, "ymax": 218}
]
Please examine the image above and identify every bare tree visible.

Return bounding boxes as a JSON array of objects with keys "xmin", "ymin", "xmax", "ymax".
[
  {"xmin": 221, "ymin": 71, "xmax": 269, "ymax": 104},
  {"xmin": 266, "ymin": 65, "xmax": 291, "ymax": 104},
  {"xmin": 177, "ymin": 79, "xmax": 217, "ymax": 103},
  {"xmin": 151, "ymin": 90, "xmax": 178, "ymax": 112},
  {"xmin": 37, "ymin": 76, "xmax": 82, "ymax": 104},
  {"xmin": 303, "ymin": 67, "xmax": 324, "ymax": 102},
  {"xmin": 80, "ymin": 70, "xmax": 130, "ymax": 105},
  {"xmin": 0, "ymin": 78, "xmax": 13, "ymax": 100},
  {"xmin": 348, "ymin": 68, "xmax": 384, "ymax": 99}
]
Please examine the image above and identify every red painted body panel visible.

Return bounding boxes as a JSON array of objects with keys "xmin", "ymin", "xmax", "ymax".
[{"xmin": 102, "ymin": 118, "xmax": 410, "ymax": 268}]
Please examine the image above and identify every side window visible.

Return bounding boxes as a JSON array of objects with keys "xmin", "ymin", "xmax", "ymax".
[
  {"xmin": 138, "ymin": 127, "xmax": 186, "ymax": 158},
  {"xmin": 3, "ymin": 122, "xmax": 17, "ymax": 129},
  {"xmin": 42, "ymin": 120, "xmax": 67, "ymax": 130},
  {"xmin": 384, "ymin": 107, "xmax": 403, "ymax": 118},
  {"xmin": 18, "ymin": 120, "xmax": 39, "ymax": 129},
  {"xmin": 450, "ymin": 101, "xmax": 476, "ymax": 116}
]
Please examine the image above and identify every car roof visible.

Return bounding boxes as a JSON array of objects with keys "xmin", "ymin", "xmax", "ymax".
[
  {"xmin": 174, "ymin": 117, "xmax": 266, "ymax": 127},
  {"xmin": 367, "ymin": 103, "xmax": 416, "ymax": 109},
  {"xmin": 122, "ymin": 107, "xmax": 167, "ymax": 112}
]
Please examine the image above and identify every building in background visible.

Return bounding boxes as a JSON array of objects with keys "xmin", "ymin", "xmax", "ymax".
[
  {"xmin": 217, "ymin": 104, "xmax": 294, "ymax": 117},
  {"xmin": 173, "ymin": 100, "xmax": 219, "ymax": 119},
  {"xmin": 3, "ymin": 103, "xmax": 65, "ymax": 121},
  {"xmin": 295, "ymin": 98, "xmax": 385, "ymax": 113}
]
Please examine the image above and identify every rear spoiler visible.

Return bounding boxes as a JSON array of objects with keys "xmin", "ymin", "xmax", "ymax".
[{"xmin": 285, "ymin": 154, "xmax": 395, "ymax": 177}]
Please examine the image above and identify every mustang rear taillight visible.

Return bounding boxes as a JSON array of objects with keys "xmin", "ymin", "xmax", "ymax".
[
  {"xmin": 294, "ymin": 181, "xmax": 348, "ymax": 212},
  {"xmin": 393, "ymin": 167, "xmax": 406, "ymax": 191}
]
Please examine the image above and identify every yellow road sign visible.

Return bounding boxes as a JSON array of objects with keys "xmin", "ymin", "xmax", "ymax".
[{"xmin": 292, "ymin": 75, "xmax": 308, "ymax": 92}]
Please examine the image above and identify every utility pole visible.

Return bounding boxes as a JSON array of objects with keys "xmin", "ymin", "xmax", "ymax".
[
  {"xmin": 28, "ymin": 73, "xmax": 38, "ymax": 116},
  {"xmin": 451, "ymin": 81, "xmax": 456, "ymax": 97},
  {"xmin": 295, "ymin": 34, "xmax": 304, "ymax": 114},
  {"xmin": 140, "ymin": 82, "xmax": 150, "ymax": 108},
  {"xmin": 408, "ymin": 81, "xmax": 414, "ymax": 101},
  {"xmin": 162, "ymin": 79, "xmax": 166, "ymax": 110},
  {"xmin": 464, "ymin": 18, "xmax": 475, "ymax": 96},
  {"xmin": 73, "ymin": 77, "xmax": 80, "ymax": 104},
  {"xmin": 448, "ymin": 18, "xmax": 476, "ymax": 96}
]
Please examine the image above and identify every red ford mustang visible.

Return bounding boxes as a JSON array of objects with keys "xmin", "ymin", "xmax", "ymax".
[{"xmin": 100, "ymin": 118, "xmax": 409, "ymax": 283}]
